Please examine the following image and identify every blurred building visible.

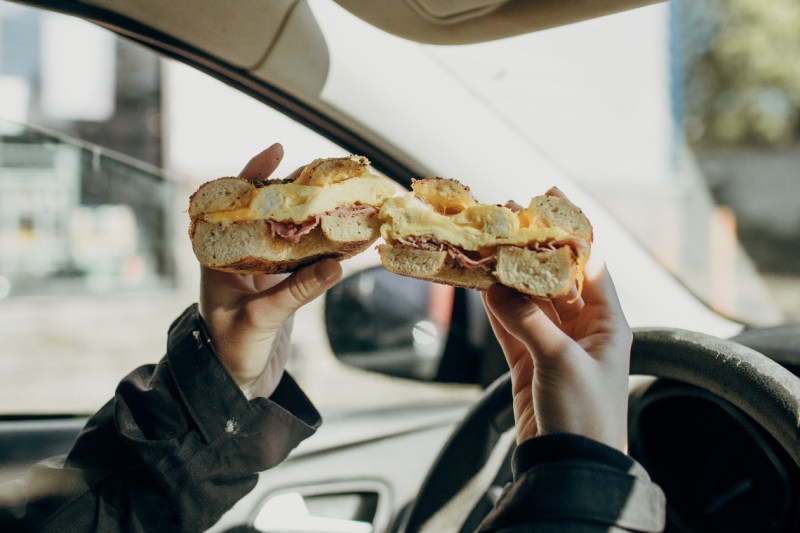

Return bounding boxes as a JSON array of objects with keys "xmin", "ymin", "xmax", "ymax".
[
  {"xmin": 677, "ymin": 0, "xmax": 800, "ymax": 318},
  {"xmin": 0, "ymin": 137, "xmax": 79, "ymax": 279},
  {"xmin": 0, "ymin": 124, "xmax": 174, "ymax": 296},
  {"xmin": 0, "ymin": 5, "xmax": 171, "ymax": 297}
]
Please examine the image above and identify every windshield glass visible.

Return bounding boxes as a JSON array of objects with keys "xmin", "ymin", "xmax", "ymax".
[
  {"xmin": 310, "ymin": 1, "xmax": 794, "ymax": 327},
  {"xmin": 437, "ymin": 3, "xmax": 800, "ymax": 326},
  {"xmin": 680, "ymin": 0, "xmax": 800, "ymax": 322}
]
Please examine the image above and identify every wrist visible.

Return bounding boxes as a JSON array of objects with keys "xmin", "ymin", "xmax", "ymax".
[{"xmin": 237, "ymin": 315, "xmax": 294, "ymax": 399}]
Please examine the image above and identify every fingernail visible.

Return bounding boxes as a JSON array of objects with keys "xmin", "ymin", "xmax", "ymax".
[
  {"xmin": 316, "ymin": 260, "xmax": 340, "ymax": 282},
  {"xmin": 488, "ymin": 284, "xmax": 515, "ymax": 305}
]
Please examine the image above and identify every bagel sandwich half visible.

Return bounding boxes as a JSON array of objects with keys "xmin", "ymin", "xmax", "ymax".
[
  {"xmin": 189, "ymin": 155, "xmax": 397, "ymax": 274},
  {"xmin": 377, "ymin": 178, "xmax": 592, "ymax": 299}
]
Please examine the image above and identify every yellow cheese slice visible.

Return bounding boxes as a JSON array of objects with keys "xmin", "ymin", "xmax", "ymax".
[
  {"xmin": 204, "ymin": 176, "xmax": 396, "ymax": 224},
  {"xmin": 379, "ymin": 192, "xmax": 571, "ymax": 251}
]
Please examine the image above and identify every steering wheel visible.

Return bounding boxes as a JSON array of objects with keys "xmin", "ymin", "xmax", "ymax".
[{"xmin": 399, "ymin": 327, "xmax": 800, "ymax": 532}]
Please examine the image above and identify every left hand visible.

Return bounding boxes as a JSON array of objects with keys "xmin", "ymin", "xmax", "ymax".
[
  {"xmin": 199, "ymin": 144, "xmax": 343, "ymax": 399},
  {"xmin": 481, "ymin": 253, "xmax": 632, "ymax": 451}
]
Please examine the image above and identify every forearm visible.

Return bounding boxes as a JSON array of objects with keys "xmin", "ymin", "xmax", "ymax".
[{"xmin": 3, "ymin": 304, "xmax": 320, "ymax": 533}]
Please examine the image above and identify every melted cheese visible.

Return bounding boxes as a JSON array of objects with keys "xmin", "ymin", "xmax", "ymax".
[
  {"xmin": 379, "ymin": 192, "xmax": 571, "ymax": 251},
  {"xmin": 203, "ymin": 176, "xmax": 396, "ymax": 223}
]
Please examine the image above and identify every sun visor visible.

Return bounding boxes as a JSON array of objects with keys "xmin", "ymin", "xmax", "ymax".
[
  {"xmin": 250, "ymin": 0, "xmax": 330, "ymax": 100},
  {"xmin": 407, "ymin": 0, "xmax": 509, "ymax": 24},
  {"xmin": 70, "ymin": 0, "xmax": 329, "ymax": 98},
  {"xmin": 334, "ymin": 0, "xmax": 665, "ymax": 44}
]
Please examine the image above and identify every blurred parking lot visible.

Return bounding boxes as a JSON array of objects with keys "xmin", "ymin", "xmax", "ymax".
[{"xmin": 0, "ymin": 283, "xmax": 478, "ymax": 415}]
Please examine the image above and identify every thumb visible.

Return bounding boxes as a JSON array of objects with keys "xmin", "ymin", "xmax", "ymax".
[
  {"xmin": 486, "ymin": 284, "xmax": 572, "ymax": 362},
  {"xmin": 246, "ymin": 259, "xmax": 342, "ymax": 328}
]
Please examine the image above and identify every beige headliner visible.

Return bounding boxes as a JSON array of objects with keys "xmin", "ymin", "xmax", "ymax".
[
  {"xmin": 72, "ymin": 0, "xmax": 666, "ymax": 100},
  {"xmin": 72, "ymin": 0, "xmax": 665, "ymax": 98},
  {"xmin": 80, "ymin": 0, "xmax": 666, "ymax": 66},
  {"xmin": 65, "ymin": 0, "xmax": 665, "ymax": 176}
]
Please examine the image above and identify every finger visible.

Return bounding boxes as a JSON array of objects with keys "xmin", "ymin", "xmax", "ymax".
[
  {"xmin": 200, "ymin": 265, "xmax": 255, "ymax": 293},
  {"xmin": 548, "ymin": 284, "xmax": 585, "ymax": 324},
  {"xmin": 486, "ymin": 284, "xmax": 572, "ymax": 361},
  {"xmin": 240, "ymin": 143, "xmax": 284, "ymax": 181},
  {"xmin": 482, "ymin": 291, "xmax": 535, "ymax": 427},
  {"xmin": 531, "ymin": 297, "xmax": 561, "ymax": 326},
  {"xmin": 284, "ymin": 165, "xmax": 305, "ymax": 182},
  {"xmin": 253, "ymin": 272, "xmax": 289, "ymax": 293},
  {"xmin": 579, "ymin": 252, "xmax": 623, "ymax": 315},
  {"xmin": 480, "ymin": 290, "xmax": 530, "ymax": 368},
  {"xmin": 545, "ymin": 186, "xmax": 566, "ymax": 199},
  {"xmin": 246, "ymin": 259, "xmax": 343, "ymax": 327},
  {"xmin": 574, "ymin": 254, "xmax": 631, "ymax": 354}
]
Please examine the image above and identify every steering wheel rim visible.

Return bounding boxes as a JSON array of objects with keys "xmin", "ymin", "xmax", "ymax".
[{"xmin": 399, "ymin": 327, "xmax": 800, "ymax": 532}]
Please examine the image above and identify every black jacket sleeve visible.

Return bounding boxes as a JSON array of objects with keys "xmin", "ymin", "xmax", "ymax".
[
  {"xmin": 477, "ymin": 434, "xmax": 666, "ymax": 532},
  {"xmin": 1, "ymin": 304, "xmax": 320, "ymax": 533}
]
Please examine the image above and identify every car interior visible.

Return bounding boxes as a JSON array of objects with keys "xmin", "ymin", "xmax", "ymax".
[{"xmin": 1, "ymin": 0, "xmax": 799, "ymax": 532}]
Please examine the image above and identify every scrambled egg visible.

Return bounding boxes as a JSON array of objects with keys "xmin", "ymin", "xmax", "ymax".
[
  {"xmin": 379, "ymin": 192, "xmax": 570, "ymax": 252},
  {"xmin": 203, "ymin": 176, "xmax": 396, "ymax": 223}
]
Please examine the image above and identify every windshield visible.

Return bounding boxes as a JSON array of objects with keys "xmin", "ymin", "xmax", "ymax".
[
  {"xmin": 680, "ymin": 1, "xmax": 800, "ymax": 322},
  {"xmin": 309, "ymin": 1, "xmax": 794, "ymax": 327},
  {"xmin": 422, "ymin": 4, "xmax": 800, "ymax": 326}
]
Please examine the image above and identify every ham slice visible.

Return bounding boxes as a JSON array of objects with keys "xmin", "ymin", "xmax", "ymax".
[
  {"xmin": 268, "ymin": 216, "xmax": 320, "ymax": 243},
  {"xmin": 268, "ymin": 205, "xmax": 379, "ymax": 243},
  {"xmin": 396, "ymin": 234, "xmax": 583, "ymax": 272},
  {"xmin": 397, "ymin": 236, "xmax": 495, "ymax": 271}
]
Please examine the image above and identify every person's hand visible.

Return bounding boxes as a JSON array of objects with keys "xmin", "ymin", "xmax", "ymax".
[
  {"xmin": 482, "ymin": 244, "xmax": 631, "ymax": 452},
  {"xmin": 199, "ymin": 144, "xmax": 343, "ymax": 399}
]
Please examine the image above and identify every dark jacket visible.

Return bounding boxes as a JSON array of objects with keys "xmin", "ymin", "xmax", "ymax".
[
  {"xmin": 477, "ymin": 435, "xmax": 665, "ymax": 532},
  {"xmin": 0, "ymin": 304, "xmax": 665, "ymax": 532}
]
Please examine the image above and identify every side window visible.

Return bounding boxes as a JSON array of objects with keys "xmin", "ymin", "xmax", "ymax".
[
  {"xmin": 0, "ymin": 2, "xmax": 478, "ymax": 416},
  {"xmin": 0, "ymin": 126, "xmax": 173, "ymax": 293}
]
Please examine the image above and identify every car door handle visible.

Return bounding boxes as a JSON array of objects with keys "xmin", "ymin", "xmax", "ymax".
[{"xmin": 254, "ymin": 492, "xmax": 373, "ymax": 533}]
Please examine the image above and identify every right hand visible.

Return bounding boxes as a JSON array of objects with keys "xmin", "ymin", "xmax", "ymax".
[
  {"xmin": 199, "ymin": 144, "xmax": 343, "ymax": 399},
  {"xmin": 481, "ymin": 254, "xmax": 632, "ymax": 452}
]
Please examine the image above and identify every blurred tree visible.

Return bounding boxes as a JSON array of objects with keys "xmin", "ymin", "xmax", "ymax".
[{"xmin": 681, "ymin": 0, "xmax": 800, "ymax": 146}]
